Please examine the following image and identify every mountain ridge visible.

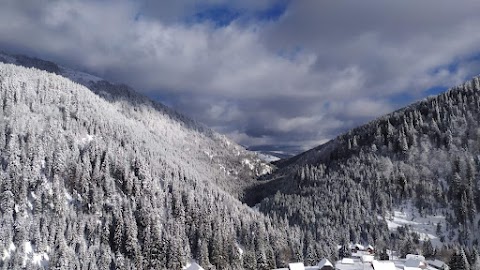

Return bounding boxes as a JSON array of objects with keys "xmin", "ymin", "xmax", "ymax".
[
  {"xmin": 2, "ymin": 51, "xmax": 480, "ymax": 269},
  {"xmin": 0, "ymin": 59, "xmax": 308, "ymax": 270},
  {"xmin": 254, "ymin": 74, "xmax": 480, "ymax": 258},
  {"xmin": 0, "ymin": 52, "xmax": 274, "ymax": 199}
]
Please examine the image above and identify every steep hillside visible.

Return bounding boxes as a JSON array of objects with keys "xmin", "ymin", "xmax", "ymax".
[
  {"xmin": 0, "ymin": 63, "xmax": 321, "ymax": 270},
  {"xmin": 255, "ymin": 76, "xmax": 480, "ymax": 255},
  {"xmin": 0, "ymin": 52, "xmax": 273, "ymax": 199}
]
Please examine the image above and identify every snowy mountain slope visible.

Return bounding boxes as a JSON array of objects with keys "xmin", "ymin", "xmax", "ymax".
[
  {"xmin": 0, "ymin": 62, "xmax": 310, "ymax": 269},
  {"xmin": 255, "ymin": 75, "xmax": 480, "ymax": 255},
  {"xmin": 0, "ymin": 52, "xmax": 273, "ymax": 199}
]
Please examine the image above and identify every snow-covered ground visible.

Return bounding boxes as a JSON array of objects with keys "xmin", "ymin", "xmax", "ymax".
[
  {"xmin": 22, "ymin": 241, "xmax": 49, "ymax": 268},
  {"xmin": 1, "ymin": 242, "xmax": 49, "ymax": 268},
  {"xmin": 382, "ymin": 204, "xmax": 448, "ymax": 247},
  {"xmin": 1, "ymin": 242, "xmax": 16, "ymax": 261}
]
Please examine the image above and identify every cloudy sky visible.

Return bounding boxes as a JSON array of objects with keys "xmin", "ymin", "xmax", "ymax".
[{"xmin": 2, "ymin": 0, "xmax": 480, "ymax": 154}]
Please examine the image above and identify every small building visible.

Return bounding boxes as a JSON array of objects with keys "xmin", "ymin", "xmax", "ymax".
[
  {"xmin": 406, "ymin": 255, "xmax": 425, "ymax": 262},
  {"xmin": 404, "ymin": 258, "xmax": 427, "ymax": 269},
  {"xmin": 341, "ymin": 258, "xmax": 354, "ymax": 265},
  {"xmin": 426, "ymin": 259, "xmax": 449, "ymax": 270},
  {"xmin": 367, "ymin": 245, "xmax": 375, "ymax": 254},
  {"xmin": 361, "ymin": 255, "xmax": 375, "ymax": 263},
  {"xmin": 289, "ymin": 262, "xmax": 305, "ymax": 270},
  {"xmin": 335, "ymin": 257, "xmax": 374, "ymax": 270},
  {"xmin": 355, "ymin": 244, "xmax": 365, "ymax": 251},
  {"xmin": 317, "ymin": 258, "xmax": 334, "ymax": 270},
  {"xmin": 185, "ymin": 262, "xmax": 204, "ymax": 270},
  {"xmin": 350, "ymin": 243, "xmax": 366, "ymax": 252},
  {"xmin": 372, "ymin": 260, "xmax": 396, "ymax": 270}
]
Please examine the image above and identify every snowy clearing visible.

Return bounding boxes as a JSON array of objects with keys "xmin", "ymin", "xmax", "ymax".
[{"xmin": 383, "ymin": 204, "xmax": 448, "ymax": 247}]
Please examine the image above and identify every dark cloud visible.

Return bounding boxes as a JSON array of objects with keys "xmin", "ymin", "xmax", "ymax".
[{"xmin": 1, "ymin": 0, "xmax": 480, "ymax": 154}]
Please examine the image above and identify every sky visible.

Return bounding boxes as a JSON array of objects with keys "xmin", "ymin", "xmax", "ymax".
[{"xmin": 1, "ymin": 0, "xmax": 480, "ymax": 155}]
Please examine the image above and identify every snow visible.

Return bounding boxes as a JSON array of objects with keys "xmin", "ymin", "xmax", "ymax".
[
  {"xmin": 1, "ymin": 242, "xmax": 16, "ymax": 261},
  {"xmin": 65, "ymin": 190, "xmax": 73, "ymax": 205},
  {"xmin": 258, "ymin": 164, "xmax": 273, "ymax": 176},
  {"xmin": 361, "ymin": 255, "xmax": 374, "ymax": 263},
  {"xmin": 24, "ymin": 241, "xmax": 33, "ymax": 254},
  {"xmin": 405, "ymin": 254, "xmax": 425, "ymax": 261},
  {"xmin": 289, "ymin": 262, "xmax": 305, "ymax": 270},
  {"xmin": 22, "ymin": 241, "xmax": 49, "ymax": 267},
  {"xmin": 44, "ymin": 182, "xmax": 53, "ymax": 196},
  {"xmin": 235, "ymin": 243, "xmax": 244, "ymax": 256},
  {"xmin": 335, "ymin": 258, "xmax": 416, "ymax": 270},
  {"xmin": 383, "ymin": 204, "xmax": 447, "ymax": 247},
  {"xmin": 183, "ymin": 259, "xmax": 204, "ymax": 270},
  {"xmin": 27, "ymin": 200, "xmax": 33, "ymax": 210},
  {"xmin": 80, "ymin": 134, "xmax": 95, "ymax": 144},
  {"xmin": 372, "ymin": 260, "xmax": 396, "ymax": 270},
  {"xmin": 317, "ymin": 258, "xmax": 333, "ymax": 268},
  {"xmin": 404, "ymin": 258, "xmax": 425, "ymax": 268},
  {"xmin": 242, "ymin": 159, "xmax": 255, "ymax": 171},
  {"xmin": 203, "ymin": 150, "xmax": 214, "ymax": 160}
]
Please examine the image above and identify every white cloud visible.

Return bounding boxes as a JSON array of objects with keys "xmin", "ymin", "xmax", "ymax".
[{"xmin": 1, "ymin": 0, "xmax": 480, "ymax": 153}]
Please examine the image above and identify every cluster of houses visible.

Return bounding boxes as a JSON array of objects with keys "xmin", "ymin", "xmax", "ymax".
[{"xmin": 273, "ymin": 244, "xmax": 449, "ymax": 270}]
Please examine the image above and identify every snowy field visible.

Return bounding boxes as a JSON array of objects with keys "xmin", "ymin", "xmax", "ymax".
[{"xmin": 382, "ymin": 204, "xmax": 448, "ymax": 247}]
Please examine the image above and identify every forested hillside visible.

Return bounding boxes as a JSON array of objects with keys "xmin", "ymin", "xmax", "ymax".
[
  {"xmin": 0, "ymin": 52, "xmax": 273, "ymax": 199},
  {"xmin": 0, "ymin": 63, "xmax": 321, "ymax": 270},
  {"xmin": 3, "ymin": 51, "xmax": 480, "ymax": 269},
  {"xmin": 254, "ymin": 75, "xmax": 480, "ymax": 259}
]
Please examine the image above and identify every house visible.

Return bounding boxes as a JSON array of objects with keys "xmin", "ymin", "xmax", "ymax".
[
  {"xmin": 404, "ymin": 258, "xmax": 427, "ymax": 269},
  {"xmin": 341, "ymin": 258, "xmax": 354, "ymax": 265},
  {"xmin": 361, "ymin": 255, "xmax": 375, "ymax": 263},
  {"xmin": 350, "ymin": 243, "xmax": 366, "ymax": 252},
  {"xmin": 289, "ymin": 262, "xmax": 305, "ymax": 270},
  {"xmin": 335, "ymin": 257, "xmax": 374, "ymax": 270},
  {"xmin": 367, "ymin": 245, "xmax": 375, "ymax": 254},
  {"xmin": 406, "ymin": 255, "xmax": 425, "ymax": 262},
  {"xmin": 185, "ymin": 262, "xmax": 204, "ymax": 270},
  {"xmin": 355, "ymin": 244, "xmax": 365, "ymax": 251},
  {"xmin": 317, "ymin": 258, "xmax": 334, "ymax": 270},
  {"xmin": 372, "ymin": 260, "xmax": 396, "ymax": 270},
  {"xmin": 426, "ymin": 259, "xmax": 449, "ymax": 270}
]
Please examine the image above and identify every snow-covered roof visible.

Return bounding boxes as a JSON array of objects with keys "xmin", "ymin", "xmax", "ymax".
[
  {"xmin": 335, "ymin": 259, "xmax": 374, "ymax": 270},
  {"xmin": 289, "ymin": 262, "xmax": 305, "ymax": 270},
  {"xmin": 317, "ymin": 258, "xmax": 333, "ymax": 269},
  {"xmin": 406, "ymin": 254, "xmax": 425, "ymax": 262},
  {"xmin": 426, "ymin": 259, "xmax": 447, "ymax": 269},
  {"xmin": 355, "ymin": 244, "xmax": 365, "ymax": 250},
  {"xmin": 361, "ymin": 255, "xmax": 375, "ymax": 263},
  {"xmin": 367, "ymin": 245, "xmax": 375, "ymax": 250},
  {"xmin": 185, "ymin": 262, "xmax": 204, "ymax": 270},
  {"xmin": 372, "ymin": 260, "xmax": 396, "ymax": 270},
  {"xmin": 341, "ymin": 258, "xmax": 355, "ymax": 264},
  {"xmin": 405, "ymin": 258, "xmax": 425, "ymax": 268}
]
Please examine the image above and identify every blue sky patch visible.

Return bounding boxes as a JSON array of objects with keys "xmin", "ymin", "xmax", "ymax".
[{"xmin": 188, "ymin": 1, "xmax": 289, "ymax": 27}]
